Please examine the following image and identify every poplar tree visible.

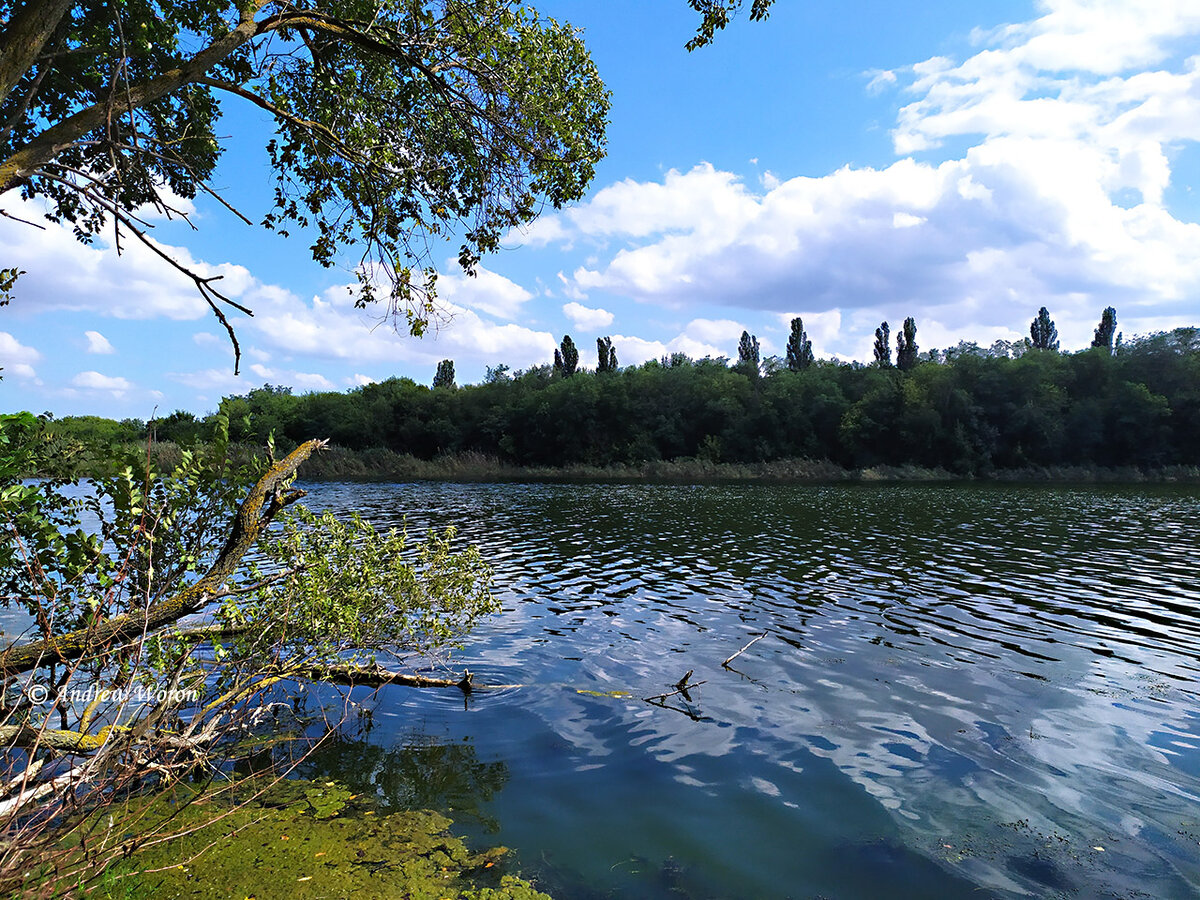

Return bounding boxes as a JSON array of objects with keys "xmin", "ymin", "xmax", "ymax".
[
  {"xmin": 1092, "ymin": 307, "xmax": 1118, "ymax": 354},
  {"xmin": 873, "ymin": 321, "xmax": 892, "ymax": 367},
  {"xmin": 896, "ymin": 317, "xmax": 919, "ymax": 371},
  {"xmin": 432, "ymin": 359, "xmax": 456, "ymax": 389},
  {"xmin": 597, "ymin": 336, "xmax": 618, "ymax": 373},
  {"xmin": 1030, "ymin": 307, "xmax": 1060, "ymax": 350},
  {"xmin": 785, "ymin": 317, "xmax": 814, "ymax": 371},
  {"xmin": 737, "ymin": 330, "xmax": 761, "ymax": 376},
  {"xmin": 554, "ymin": 334, "xmax": 579, "ymax": 377}
]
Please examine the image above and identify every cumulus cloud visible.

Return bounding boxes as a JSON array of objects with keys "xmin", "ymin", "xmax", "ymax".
[
  {"xmin": 436, "ymin": 264, "xmax": 533, "ymax": 321},
  {"xmin": 536, "ymin": 2, "xmax": 1200, "ymax": 353},
  {"xmin": 71, "ymin": 371, "xmax": 132, "ymax": 395},
  {"xmin": 562, "ymin": 301, "xmax": 614, "ymax": 330},
  {"xmin": 166, "ymin": 368, "xmax": 245, "ymax": 394},
  {"xmin": 0, "ymin": 332, "xmax": 41, "ymax": 379},
  {"xmin": 243, "ymin": 283, "xmax": 557, "ymax": 373},
  {"xmin": 0, "ymin": 198, "xmax": 254, "ymax": 322},
  {"xmin": 84, "ymin": 331, "xmax": 115, "ymax": 354}
]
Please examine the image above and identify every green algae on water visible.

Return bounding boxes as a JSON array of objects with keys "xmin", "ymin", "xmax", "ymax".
[{"xmin": 93, "ymin": 779, "xmax": 552, "ymax": 900}]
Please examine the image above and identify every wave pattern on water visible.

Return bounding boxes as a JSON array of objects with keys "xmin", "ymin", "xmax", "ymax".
[{"xmin": 303, "ymin": 481, "xmax": 1200, "ymax": 899}]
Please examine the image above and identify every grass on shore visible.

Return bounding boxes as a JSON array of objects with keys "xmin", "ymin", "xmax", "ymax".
[{"xmin": 67, "ymin": 441, "xmax": 1200, "ymax": 485}]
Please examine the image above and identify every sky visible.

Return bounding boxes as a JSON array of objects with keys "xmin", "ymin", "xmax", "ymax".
[{"xmin": 3, "ymin": 0, "xmax": 1200, "ymax": 420}]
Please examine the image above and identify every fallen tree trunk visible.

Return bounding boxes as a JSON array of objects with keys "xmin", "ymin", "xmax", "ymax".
[
  {"xmin": 0, "ymin": 439, "xmax": 325, "ymax": 674},
  {"xmin": 297, "ymin": 662, "xmax": 476, "ymax": 692}
]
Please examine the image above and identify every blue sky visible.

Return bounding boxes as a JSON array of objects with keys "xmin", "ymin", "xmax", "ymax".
[{"xmin": 4, "ymin": 0, "xmax": 1200, "ymax": 420}]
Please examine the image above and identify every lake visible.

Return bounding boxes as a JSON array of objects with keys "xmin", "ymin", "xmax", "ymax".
[{"xmin": 295, "ymin": 481, "xmax": 1200, "ymax": 899}]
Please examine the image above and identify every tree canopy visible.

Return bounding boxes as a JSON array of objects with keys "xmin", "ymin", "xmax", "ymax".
[
  {"xmin": 0, "ymin": 1, "xmax": 775, "ymax": 370},
  {"xmin": 0, "ymin": 0, "xmax": 611, "ymax": 368}
]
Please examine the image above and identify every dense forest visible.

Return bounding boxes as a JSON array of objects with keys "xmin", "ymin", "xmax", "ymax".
[{"xmin": 46, "ymin": 314, "xmax": 1200, "ymax": 478}]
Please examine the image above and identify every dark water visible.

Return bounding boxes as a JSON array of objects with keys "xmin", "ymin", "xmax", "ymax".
[{"xmin": 298, "ymin": 482, "xmax": 1200, "ymax": 899}]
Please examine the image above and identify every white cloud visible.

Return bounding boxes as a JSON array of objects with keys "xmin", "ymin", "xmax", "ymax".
[
  {"xmin": 0, "ymin": 197, "xmax": 253, "ymax": 322},
  {"xmin": 166, "ymin": 368, "xmax": 245, "ymax": 394},
  {"xmin": 436, "ymin": 264, "xmax": 534, "ymax": 321},
  {"xmin": 682, "ymin": 318, "xmax": 749, "ymax": 347},
  {"xmin": 530, "ymin": 4, "xmax": 1200, "ymax": 355},
  {"xmin": 71, "ymin": 371, "xmax": 132, "ymax": 395},
  {"xmin": 248, "ymin": 364, "xmax": 334, "ymax": 391},
  {"xmin": 0, "ymin": 332, "xmax": 41, "ymax": 379},
  {"xmin": 84, "ymin": 330, "xmax": 115, "ymax": 354},
  {"xmin": 244, "ymin": 283, "xmax": 557, "ymax": 373},
  {"xmin": 562, "ymin": 301, "xmax": 614, "ymax": 330},
  {"xmin": 349, "ymin": 373, "xmax": 377, "ymax": 387}
]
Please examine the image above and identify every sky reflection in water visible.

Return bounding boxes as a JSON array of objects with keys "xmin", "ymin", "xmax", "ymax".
[{"xmin": 302, "ymin": 482, "xmax": 1200, "ymax": 899}]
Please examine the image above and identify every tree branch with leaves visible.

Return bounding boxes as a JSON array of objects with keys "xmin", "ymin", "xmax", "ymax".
[
  {"xmin": 0, "ymin": 414, "xmax": 497, "ymax": 891},
  {"xmin": 0, "ymin": 0, "xmax": 611, "ymax": 371}
]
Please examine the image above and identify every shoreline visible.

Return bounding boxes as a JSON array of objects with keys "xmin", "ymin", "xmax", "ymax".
[{"xmin": 31, "ymin": 440, "xmax": 1200, "ymax": 486}]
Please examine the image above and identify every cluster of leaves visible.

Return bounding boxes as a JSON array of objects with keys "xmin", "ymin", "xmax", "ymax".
[
  {"xmin": 1, "ymin": 412, "xmax": 495, "ymax": 721},
  {"xmin": 1, "ymin": 1, "xmax": 610, "ymax": 357},
  {"xmin": 190, "ymin": 325, "xmax": 1200, "ymax": 475},
  {"xmin": 224, "ymin": 508, "xmax": 495, "ymax": 666}
]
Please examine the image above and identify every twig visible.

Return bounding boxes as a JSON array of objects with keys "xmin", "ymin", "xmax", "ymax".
[
  {"xmin": 643, "ymin": 674, "xmax": 706, "ymax": 705},
  {"xmin": 722, "ymin": 631, "xmax": 770, "ymax": 669}
]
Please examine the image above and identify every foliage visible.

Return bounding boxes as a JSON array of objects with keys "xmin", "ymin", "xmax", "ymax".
[
  {"xmin": 785, "ymin": 317, "xmax": 814, "ymax": 371},
  {"xmin": 553, "ymin": 334, "xmax": 578, "ymax": 377},
  {"xmin": 596, "ymin": 336, "xmax": 618, "ymax": 373},
  {"xmin": 736, "ymin": 330, "xmax": 760, "ymax": 377},
  {"xmin": 243, "ymin": 509, "xmax": 496, "ymax": 662},
  {"xmin": 434, "ymin": 359, "xmax": 457, "ymax": 390},
  {"xmin": 896, "ymin": 316, "xmax": 919, "ymax": 371},
  {"xmin": 0, "ymin": 418, "xmax": 496, "ymax": 891},
  {"xmin": 0, "ymin": 1, "xmax": 611, "ymax": 365},
  {"xmin": 1092, "ymin": 306, "xmax": 1119, "ymax": 353},
  {"xmin": 873, "ymin": 321, "xmax": 891, "ymax": 367},
  {"xmin": 168, "ymin": 321, "xmax": 1200, "ymax": 476},
  {"xmin": 1030, "ymin": 307, "xmax": 1059, "ymax": 351},
  {"xmin": 686, "ymin": 0, "xmax": 774, "ymax": 50}
]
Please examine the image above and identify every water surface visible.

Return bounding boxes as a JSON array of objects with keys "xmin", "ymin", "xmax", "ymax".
[{"xmin": 300, "ymin": 482, "xmax": 1200, "ymax": 899}]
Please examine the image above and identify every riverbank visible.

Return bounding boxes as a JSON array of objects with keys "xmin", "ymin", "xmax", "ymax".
[{"xmin": 47, "ymin": 441, "xmax": 1200, "ymax": 484}]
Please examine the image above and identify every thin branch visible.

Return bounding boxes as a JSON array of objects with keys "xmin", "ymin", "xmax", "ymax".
[{"xmin": 722, "ymin": 631, "xmax": 770, "ymax": 669}]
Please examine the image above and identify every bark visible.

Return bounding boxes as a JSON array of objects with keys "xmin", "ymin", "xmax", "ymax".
[
  {"xmin": 0, "ymin": 723, "xmax": 127, "ymax": 753},
  {"xmin": 0, "ymin": 1, "xmax": 269, "ymax": 193},
  {"xmin": 0, "ymin": 0, "xmax": 74, "ymax": 108},
  {"xmin": 0, "ymin": 2, "xmax": 439, "ymax": 195},
  {"xmin": 0, "ymin": 439, "xmax": 325, "ymax": 674},
  {"xmin": 296, "ymin": 662, "xmax": 478, "ymax": 692}
]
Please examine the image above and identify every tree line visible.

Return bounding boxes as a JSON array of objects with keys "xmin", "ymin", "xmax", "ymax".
[{"xmin": 55, "ymin": 308, "xmax": 1198, "ymax": 476}]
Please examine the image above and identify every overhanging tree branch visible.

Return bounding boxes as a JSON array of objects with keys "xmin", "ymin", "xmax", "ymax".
[{"xmin": 0, "ymin": 439, "xmax": 325, "ymax": 674}]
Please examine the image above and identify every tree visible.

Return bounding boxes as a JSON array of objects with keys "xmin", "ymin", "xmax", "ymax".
[
  {"xmin": 896, "ymin": 316, "xmax": 919, "ymax": 371},
  {"xmin": 785, "ymin": 317, "xmax": 814, "ymax": 371},
  {"xmin": 873, "ymin": 321, "xmax": 892, "ymax": 367},
  {"xmin": 1030, "ymin": 307, "xmax": 1060, "ymax": 351},
  {"xmin": 597, "ymin": 336, "xmax": 618, "ymax": 373},
  {"xmin": 1092, "ymin": 306, "xmax": 1118, "ymax": 354},
  {"xmin": 0, "ymin": 418, "xmax": 495, "ymax": 890},
  {"xmin": 737, "ymin": 330, "xmax": 761, "ymax": 376},
  {"xmin": 553, "ymin": 334, "xmax": 579, "ymax": 377},
  {"xmin": 0, "ymin": 1, "xmax": 610, "ymax": 370},
  {"xmin": 432, "ymin": 358, "xmax": 456, "ymax": 390}
]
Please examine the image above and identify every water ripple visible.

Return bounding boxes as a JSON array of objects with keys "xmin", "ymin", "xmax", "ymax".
[{"xmin": 301, "ymin": 480, "xmax": 1200, "ymax": 899}]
